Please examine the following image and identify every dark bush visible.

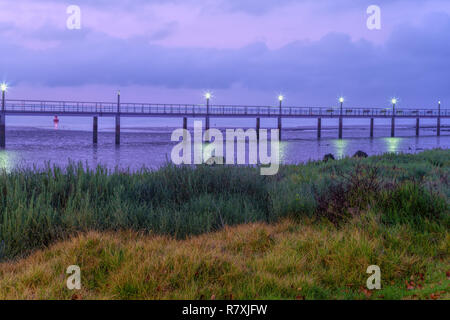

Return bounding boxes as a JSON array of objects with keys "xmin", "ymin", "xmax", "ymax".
[{"xmin": 315, "ymin": 164, "xmax": 381, "ymax": 225}]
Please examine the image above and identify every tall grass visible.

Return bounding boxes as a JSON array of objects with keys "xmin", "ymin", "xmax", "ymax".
[{"xmin": 0, "ymin": 149, "xmax": 448, "ymax": 261}]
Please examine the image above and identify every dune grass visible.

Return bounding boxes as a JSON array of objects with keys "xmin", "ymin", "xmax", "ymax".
[{"xmin": 0, "ymin": 149, "xmax": 448, "ymax": 299}]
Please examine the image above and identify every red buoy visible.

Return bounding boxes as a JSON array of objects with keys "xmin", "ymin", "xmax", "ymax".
[{"xmin": 53, "ymin": 115, "xmax": 59, "ymax": 129}]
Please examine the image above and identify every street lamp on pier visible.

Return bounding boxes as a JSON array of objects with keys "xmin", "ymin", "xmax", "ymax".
[
  {"xmin": 278, "ymin": 95, "xmax": 284, "ymax": 115},
  {"xmin": 391, "ymin": 98, "xmax": 397, "ymax": 137},
  {"xmin": 339, "ymin": 97, "xmax": 344, "ymax": 116},
  {"xmin": 438, "ymin": 100, "xmax": 441, "ymax": 136},
  {"xmin": 205, "ymin": 92, "xmax": 211, "ymax": 115},
  {"xmin": 1, "ymin": 83, "xmax": 7, "ymax": 112},
  {"xmin": 391, "ymin": 98, "xmax": 397, "ymax": 113},
  {"xmin": 338, "ymin": 97, "xmax": 344, "ymax": 139}
]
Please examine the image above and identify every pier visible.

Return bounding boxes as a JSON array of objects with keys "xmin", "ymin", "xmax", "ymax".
[{"xmin": 0, "ymin": 91, "xmax": 448, "ymax": 147}]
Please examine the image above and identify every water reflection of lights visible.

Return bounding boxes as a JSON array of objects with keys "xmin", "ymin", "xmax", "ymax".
[
  {"xmin": 384, "ymin": 137, "xmax": 402, "ymax": 153},
  {"xmin": 0, "ymin": 150, "xmax": 17, "ymax": 172},
  {"xmin": 333, "ymin": 139, "xmax": 349, "ymax": 159}
]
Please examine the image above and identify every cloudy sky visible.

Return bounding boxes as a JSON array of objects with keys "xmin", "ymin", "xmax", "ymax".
[{"xmin": 0, "ymin": 0, "xmax": 449, "ymax": 108}]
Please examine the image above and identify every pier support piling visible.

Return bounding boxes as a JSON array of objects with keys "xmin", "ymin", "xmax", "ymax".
[
  {"xmin": 183, "ymin": 117, "xmax": 188, "ymax": 139},
  {"xmin": 205, "ymin": 116, "xmax": 210, "ymax": 141},
  {"xmin": 317, "ymin": 118, "xmax": 322, "ymax": 139},
  {"xmin": 416, "ymin": 118, "xmax": 420, "ymax": 137},
  {"xmin": 256, "ymin": 118, "xmax": 260, "ymax": 139},
  {"xmin": 93, "ymin": 116, "xmax": 98, "ymax": 144},
  {"xmin": 437, "ymin": 118, "xmax": 441, "ymax": 137},
  {"xmin": 338, "ymin": 117, "xmax": 343, "ymax": 139},
  {"xmin": 370, "ymin": 118, "xmax": 374, "ymax": 138},
  {"xmin": 115, "ymin": 116, "xmax": 120, "ymax": 145},
  {"xmin": 391, "ymin": 117, "xmax": 395, "ymax": 137},
  {"xmin": 278, "ymin": 117, "xmax": 282, "ymax": 140}
]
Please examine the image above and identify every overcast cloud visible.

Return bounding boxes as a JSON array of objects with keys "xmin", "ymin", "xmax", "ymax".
[{"xmin": 0, "ymin": 0, "xmax": 449, "ymax": 106}]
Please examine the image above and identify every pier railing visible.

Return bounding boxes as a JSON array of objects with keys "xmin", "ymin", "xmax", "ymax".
[{"xmin": 4, "ymin": 99, "xmax": 449, "ymax": 118}]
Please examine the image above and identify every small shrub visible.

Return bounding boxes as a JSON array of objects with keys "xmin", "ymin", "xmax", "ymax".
[{"xmin": 314, "ymin": 164, "xmax": 382, "ymax": 225}]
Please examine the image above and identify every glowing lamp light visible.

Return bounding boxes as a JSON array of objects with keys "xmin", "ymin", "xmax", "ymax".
[
  {"xmin": 204, "ymin": 92, "xmax": 212, "ymax": 100},
  {"xmin": 1, "ymin": 83, "xmax": 7, "ymax": 92},
  {"xmin": 391, "ymin": 98, "xmax": 397, "ymax": 105},
  {"xmin": 339, "ymin": 97, "xmax": 344, "ymax": 103},
  {"xmin": 278, "ymin": 95, "xmax": 284, "ymax": 102}
]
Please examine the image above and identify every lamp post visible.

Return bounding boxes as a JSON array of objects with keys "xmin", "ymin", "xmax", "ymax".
[
  {"xmin": 205, "ymin": 92, "xmax": 211, "ymax": 141},
  {"xmin": 1, "ymin": 83, "xmax": 7, "ymax": 112},
  {"xmin": 338, "ymin": 97, "xmax": 344, "ymax": 139},
  {"xmin": 205, "ymin": 92, "xmax": 211, "ymax": 116},
  {"xmin": 0, "ymin": 83, "xmax": 7, "ymax": 148},
  {"xmin": 278, "ymin": 95, "xmax": 283, "ymax": 140},
  {"xmin": 115, "ymin": 90, "xmax": 121, "ymax": 145},
  {"xmin": 437, "ymin": 100, "xmax": 441, "ymax": 136},
  {"xmin": 278, "ymin": 95, "xmax": 283, "ymax": 113},
  {"xmin": 391, "ymin": 98, "xmax": 397, "ymax": 137}
]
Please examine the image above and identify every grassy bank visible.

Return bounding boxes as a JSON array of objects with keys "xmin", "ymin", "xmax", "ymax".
[
  {"xmin": 0, "ymin": 149, "xmax": 449, "ymax": 262},
  {"xmin": 0, "ymin": 218, "xmax": 448, "ymax": 299},
  {"xmin": 0, "ymin": 149, "xmax": 448, "ymax": 299}
]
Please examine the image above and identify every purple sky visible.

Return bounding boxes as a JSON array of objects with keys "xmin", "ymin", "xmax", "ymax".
[{"xmin": 1, "ymin": 0, "xmax": 450, "ymax": 108}]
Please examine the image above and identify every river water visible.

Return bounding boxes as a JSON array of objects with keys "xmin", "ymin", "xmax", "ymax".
[{"xmin": 0, "ymin": 116, "xmax": 448, "ymax": 172}]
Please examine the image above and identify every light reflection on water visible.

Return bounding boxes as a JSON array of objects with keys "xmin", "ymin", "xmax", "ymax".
[
  {"xmin": 0, "ymin": 150, "xmax": 18, "ymax": 172},
  {"xmin": 332, "ymin": 139, "xmax": 350, "ymax": 159},
  {"xmin": 0, "ymin": 126, "xmax": 448, "ymax": 172},
  {"xmin": 384, "ymin": 137, "xmax": 402, "ymax": 153}
]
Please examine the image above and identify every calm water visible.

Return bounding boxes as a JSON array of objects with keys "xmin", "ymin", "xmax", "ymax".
[{"xmin": 0, "ymin": 116, "xmax": 449, "ymax": 172}]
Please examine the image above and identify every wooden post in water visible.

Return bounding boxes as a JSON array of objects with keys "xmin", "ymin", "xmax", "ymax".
[
  {"xmin": 437, "ymin": 101, "xmax": 441, "ymax": 136},
  {"xmin": 115, "ymin": 91, "xmax": 121, "ymax": 145},
  {"xmin": 370, "ymin": 118, "xmax": 374, "ymax": 138},
  {"xmin": 317, "ymin": 118, "xmax": 322, "ymax": 139},
  {"xmin": 416, "ymin": 118, "xmax": 420, "ymax": 137},
  {"xmin": 93, "ymin": 116, "xmax": 98, "ymax": 144},
  {"xmin": 0, "ymin": 87, "xmax": 6, "ymax": 148}
]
